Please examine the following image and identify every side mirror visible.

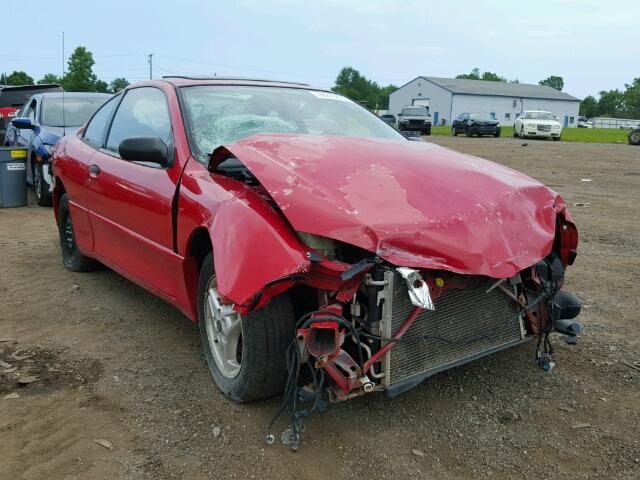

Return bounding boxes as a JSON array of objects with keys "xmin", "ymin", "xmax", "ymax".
[
  {"xmin": 11, "ymin": 117, "xmax": 35, "ymax": 130},
  {"xmin": 119, "ymin": 137, "xmax": 170, "ymax": 167}
]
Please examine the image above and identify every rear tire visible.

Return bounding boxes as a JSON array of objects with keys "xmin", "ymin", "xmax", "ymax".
[
  {"xmin": 465, "ymin": 128, "xmax": 473, "ymax": 137},
  {"xmin": 553, "ymin": 136, "xmax": 561, "ymax": 141},
  {"xmin": 519, "ymin": 126, "xmax": 526, "ymax": 139},
  {"xmin": 628, "ymin": 129, "xmax": 640, "ymax": 145},
  {"xmin": 512, "ymin": 125, "xmax": 518, "ymax": 137},
  {"xmin": 58, "ymin": 194, "xmax": 101, "ymax": 272},
  {"xmin": 494, "ymin": 129, "xmax": 501, "ymax": 138},
  {"xmin": 451, "ymin": 127, "xmax": 457, "ymax": 136},
  {"xmin": 198, "ymin": 252, "xmax": 295, "ymax": 402}
]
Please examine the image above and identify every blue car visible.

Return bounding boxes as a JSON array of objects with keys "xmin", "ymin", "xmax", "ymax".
[{"xmin": 5, "ymin": 92, "xmax": 111, "ymax": 205}]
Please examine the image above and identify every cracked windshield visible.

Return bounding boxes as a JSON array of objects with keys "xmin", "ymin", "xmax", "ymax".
[{"xmin": 180, "ymin": 85, "xmax": 402, "ymax": 162}]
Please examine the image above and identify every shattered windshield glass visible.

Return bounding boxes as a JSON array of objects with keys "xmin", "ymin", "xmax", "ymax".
[{"xmin": 180, "ymin": 85, "xmax": 403, "ymax": 163}]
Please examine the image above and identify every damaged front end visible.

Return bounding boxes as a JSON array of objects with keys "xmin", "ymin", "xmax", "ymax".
[
  {"xmin": 261, "ymin": 223, "xmax": 581, "ymax": 450},
  {"xmin": 206, "ymin": 135, "xmax": 582, "ymax": 450}
]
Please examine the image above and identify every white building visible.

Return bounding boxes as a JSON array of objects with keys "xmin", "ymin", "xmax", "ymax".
[{"xmin": 389, "ymin": 76, "xmax": 581, "ymax": 127}]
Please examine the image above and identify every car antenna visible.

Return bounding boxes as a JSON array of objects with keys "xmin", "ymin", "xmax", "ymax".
[{"xmin": 61, "ymin": 31, "xmax": 66, "ymax": 136}]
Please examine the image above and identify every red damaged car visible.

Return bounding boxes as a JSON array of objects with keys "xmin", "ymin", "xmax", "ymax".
[{"xmin": 52, "ymin": 77, "xmax": 582, "ymax": 409}]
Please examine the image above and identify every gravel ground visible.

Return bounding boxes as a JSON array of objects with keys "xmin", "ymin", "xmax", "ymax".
[{"xmin": 1, "ymin": 136, "xmax": 639, "ymax": 479}]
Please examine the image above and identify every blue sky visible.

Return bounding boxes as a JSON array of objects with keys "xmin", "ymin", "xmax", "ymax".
[{"xmin": 3, "ymin": 0, "xmax": 638, "ymax": 98}]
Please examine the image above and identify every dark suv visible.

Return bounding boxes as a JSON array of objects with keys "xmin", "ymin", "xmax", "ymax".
[{"xmin": 397, "ymin": 106, "xmax": 431, "ymax": 135}]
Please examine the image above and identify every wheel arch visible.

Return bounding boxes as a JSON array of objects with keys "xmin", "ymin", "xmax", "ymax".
[{"xmin": 186, "ymin": 226, "xmax": 213, "ymax": 274}]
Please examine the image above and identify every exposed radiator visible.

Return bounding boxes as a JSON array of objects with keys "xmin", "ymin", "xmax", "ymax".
[{"xmin": 380, "ymin": 271, "xmax": 525, "ymax": 395}]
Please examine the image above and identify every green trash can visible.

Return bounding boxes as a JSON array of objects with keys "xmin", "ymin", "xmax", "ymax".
[{"xmin": 0, "ymin": 147, "xmax": 28, "ymax": 208}]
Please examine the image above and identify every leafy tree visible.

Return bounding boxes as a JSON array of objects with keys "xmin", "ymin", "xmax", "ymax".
[
  {"xmin": 62, "ymin": 46, "xmax": 102, "ymax": 92},
  {"xmin": 109, "ymin": 77, "xmax": 130, "ymax": 93},
  {"xmin": 456, "ymin": 68, "xmax": 481, "ymax": 80},
  {"xmin": 539, "ymin": 76, "xmax": 564, "ymax": 91},
  {"xmin": 4, "ymin": 71, "xmax": 34, "ymax": 86},
  {"xmin": 456, "ymin": 68, "xmax": 508, "ymax": 82},
  {"xmin": 377, "ymin": 84, "xmax": 397, "ymax": 110},
  {"xmin": 332, "ymin": 67, "xmax": 377, "ymax": 106},
  {"xmin": 480, "ymin": 71, "xmax": 507, "ymax": 82},
  {"xmin": 580, "ymin": 95, "xmax": 598, "ymax": 118},
  {"xmin": 93, "ymin": 79, "xmax": 109, "ymax": 93},
  {"xmin": 622, "ymin": 77, "xmax": 640, "ymax": 118},
  {"xmin": 332, "ymin": 67, "xmax": 394, "ymax": 109},
  {"xmin": 597, "ymin": 89, "xmax": 625, "ymax": 117},
  {"xmin": 37, "ymin": 73, "xmax": 61, "ymax": 85}
]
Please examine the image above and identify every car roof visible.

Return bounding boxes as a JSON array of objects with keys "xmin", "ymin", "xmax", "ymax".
[{"xmin": 158, "ymin": 76, "xmax": 319, "ymax": 90}]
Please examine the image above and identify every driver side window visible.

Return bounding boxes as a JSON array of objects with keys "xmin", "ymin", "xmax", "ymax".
[{"xmin": 105, "ymin": 87, "xmax": 172, "ymax": 154}]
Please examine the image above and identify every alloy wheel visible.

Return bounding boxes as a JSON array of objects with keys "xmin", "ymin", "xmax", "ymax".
[{"xmin": 204, "ymin": 278, "xmax": 243, "ymax": 378}]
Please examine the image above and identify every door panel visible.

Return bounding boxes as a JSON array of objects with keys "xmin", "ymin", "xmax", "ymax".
[
  {"xmin": 85, "ymin": 153, "xmax": 181, "ymax": 296},
  {"xmin": 83, "ymin": 86, "xmax": 183, "ymax": 299}
]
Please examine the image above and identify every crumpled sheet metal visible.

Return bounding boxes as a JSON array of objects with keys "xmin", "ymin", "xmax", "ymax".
[
  {"xmin": 207, "ymin": 182, "xmax": 310, "ymax": 308},
  {"xmin": 213, "ymin": 134, "xmax": 571, "ymax": 279}
]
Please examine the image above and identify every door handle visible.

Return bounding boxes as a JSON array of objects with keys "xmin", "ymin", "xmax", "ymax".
[{"xmin": 89, "ymin": 164, "xmax": 101, "ymax": 175}]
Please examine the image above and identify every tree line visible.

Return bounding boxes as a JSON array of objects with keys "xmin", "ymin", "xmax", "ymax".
[
  {"xmin": 1, "ymin": 46, "xmax": 130, "ymax": 94},
  {"xmin": 332, "ymin": 66, "xmax": 640, "ymax": 119},
  {"xmin": 579, "ymin": 80, "xmax": 640, "ymax": 119},
  {"xmin": 4, "ymin": 56, "xmax": 638, "ymax": 120}
]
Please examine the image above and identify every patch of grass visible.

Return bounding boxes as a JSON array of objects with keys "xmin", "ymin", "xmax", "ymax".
[{"xmin": 429, "ymin": 125, "xmax": 631, "ymax": 144}]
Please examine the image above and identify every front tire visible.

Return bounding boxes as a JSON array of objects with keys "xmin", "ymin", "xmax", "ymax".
[
  {"xmin": 58, "ymin": 194, "xmax": 101, "ymax": 272},
  {"xmin": 33, "ymin": 161, "xmax": 52, "ymax": 207},
  {"xmin": 451, "ymin": 126, "xmax": 457, "ymax": 136},
  {"xmin": 628, "ymin": 129, "xmax": 640, "ymax": 145},
  {"xmin": 519, "ymin": 126, "xmax": 526, "ymax": 139},
  {"xmin": 197, "ymin": 253, "xmax": 295, "ymax": 402}
]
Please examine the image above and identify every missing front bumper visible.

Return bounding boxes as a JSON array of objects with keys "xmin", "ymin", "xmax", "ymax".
[{"xmin": 379, "ymin": 272, "xmax": 526, "ymax": 394}]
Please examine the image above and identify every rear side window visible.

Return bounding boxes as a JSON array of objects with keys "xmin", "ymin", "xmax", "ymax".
[
  {"xmin": 105, "ymin": 87, "xmax": 172, "ymax": 154},
  {"xmin": 84, "ymin": 95, "xmax": 120, "ymax": 147}
]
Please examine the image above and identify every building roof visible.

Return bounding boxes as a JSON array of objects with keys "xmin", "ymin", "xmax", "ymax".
[{"xmin": 422, "ymin": 76, "xmax": 580, "ymax": 101}]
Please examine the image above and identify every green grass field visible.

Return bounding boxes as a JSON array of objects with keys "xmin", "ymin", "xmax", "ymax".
[{"xmin": 430, "ymin": 125, "xmax": 631, "ymax": 144}]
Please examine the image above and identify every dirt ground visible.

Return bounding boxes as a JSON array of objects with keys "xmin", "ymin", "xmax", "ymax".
[{"xmin": 1, "ymin": 136, "xmax": 639, "ymax": 480}]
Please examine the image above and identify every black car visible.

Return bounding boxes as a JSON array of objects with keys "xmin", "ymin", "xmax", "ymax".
[
  {"xmin": 0, "ymin": 84, "xmax": 62, "ymax": 144},
  {"xmin": 397, "ymin": 106, "xmax": 431, "ymax": 135},
  {"xmin": 379, "ymin": 113, "xmax": 396, "ymax": 126},
  {"xmin": 452, "ymin": 112, "xmax": 501, "ymax": 137}
]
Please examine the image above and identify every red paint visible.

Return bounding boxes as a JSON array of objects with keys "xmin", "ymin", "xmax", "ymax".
[
  {"xmin": 0, "ymin": 107, "xmax": 17, "ymax": 119},
  {"xmin": 53, "ymin": 78, "xmax": 578, "ymax": 327},
  {"xmin": 214, "ymin": 134, "xmax": 568, "ymax": 279}
]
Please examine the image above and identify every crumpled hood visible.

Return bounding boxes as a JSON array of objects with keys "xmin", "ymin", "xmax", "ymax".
[{"xmin": 213, "ymin": 134, "xmax": 564, "ymax": 278}]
